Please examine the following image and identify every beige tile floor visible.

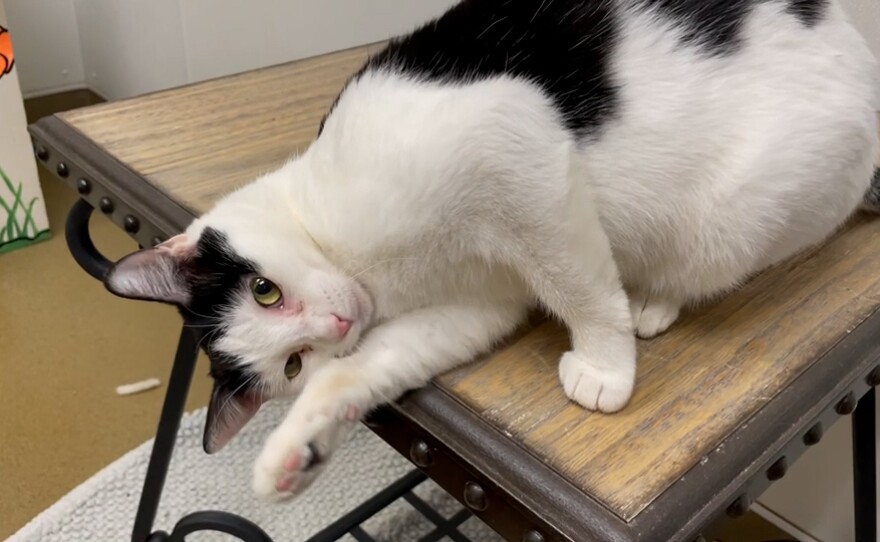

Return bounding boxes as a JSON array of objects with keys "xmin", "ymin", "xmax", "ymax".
[
  {"xmin": 0, "ymin": 92, "xmax": 792, "ymax": 541},
  {"xmin": 0, "ymin": 92, "xmax": 213, "ymax": 539}
]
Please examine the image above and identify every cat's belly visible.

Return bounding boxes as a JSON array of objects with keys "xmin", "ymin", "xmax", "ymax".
[{"xmin": 584, "ymin": 0, "xmax": 878, "ymax": 302}]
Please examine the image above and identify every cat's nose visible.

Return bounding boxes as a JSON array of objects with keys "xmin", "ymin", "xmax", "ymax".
[{"xmin": 331, "ymin": 314, "xmax": 352, "ymax": 338}]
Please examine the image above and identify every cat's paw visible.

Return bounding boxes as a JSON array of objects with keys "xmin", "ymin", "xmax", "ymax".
[
  {"xmin": 629, "ymin": 294, "xmax": 680, "ymax": 339},
  {"xmin": 558, "ymin": 343, "xmax": 635, "ymax": 413},
  {"xmin": 252, "ymin": 404, "xmax": 359, "ymax": 501}
]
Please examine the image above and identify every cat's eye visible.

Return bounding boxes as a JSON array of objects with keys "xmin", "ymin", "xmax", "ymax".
[
  {"xmin": 250, "ymin": 277, "xmax": 282, "ymax": 307},
  {"xmin": 284, "ymin": 353, "xmax": 302, "ymax": 379}
]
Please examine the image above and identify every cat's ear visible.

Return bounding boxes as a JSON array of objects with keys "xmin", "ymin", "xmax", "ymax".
[
  {"xmin": 104, "ymin": 234, "xmax": 194, "ymax": 304},
  {"xmin": 203, "ymin": 383, "xmax": 264, "ymax": 453}
]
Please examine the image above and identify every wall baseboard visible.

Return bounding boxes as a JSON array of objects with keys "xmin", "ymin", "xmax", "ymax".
[{"xmin": 753, "ymin": 502, "xmax": 821, "ymax": 542}]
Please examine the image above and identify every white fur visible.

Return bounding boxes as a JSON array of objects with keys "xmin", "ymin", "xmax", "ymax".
[{"xmin": 176, "ymin": 0, "xmax": 877, "ymax": 499}]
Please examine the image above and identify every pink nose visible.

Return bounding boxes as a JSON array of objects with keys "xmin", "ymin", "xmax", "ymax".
[{"xmin": 332, "ymin": 314, "xmax": 352, "ymax": 338}]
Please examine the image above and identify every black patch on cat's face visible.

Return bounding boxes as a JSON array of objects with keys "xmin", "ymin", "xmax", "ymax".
[
  {"xmin": 341, "ymin": 0, "xmax": 621, "ymax": 137},
  {"xmin": 178, "ymin": 227, "xmax": 258, "ymax": 394},
  {"xmin": 787, "ymin": 0, "xmax": 828, "ymax": 27}
]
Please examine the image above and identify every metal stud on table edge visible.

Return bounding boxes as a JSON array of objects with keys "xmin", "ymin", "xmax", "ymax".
[
  {"xmin": 835, "ymin": 392, "xmax": 856, "ymax": 415},
  {"xmin": 463, "ymin": 481, "xmax": 488, "ymax": 511},
  {"xmin": 34, "ymin": 144, "xmax": 49, "ymax": 161},
  {"xmin": 99, "ymin": 197, "xmax": 114, "ymax": 214},
  {"xmin": 124, "ymin": 215, "xmax": 140, "ymax": 233},
  {"xmin": 726, "ymin": 494, "xmax": 751, "ymax": 518},
  {"xmin": 766, "ymin": 456, "xmax": 788, "ymax": 481},
  {"xmin": 409, "ymin": 440, "xmax": 433, "ymax": 468},
  {"xmin": 76, "ymin": 178, "xmax": 91, "ymax": 194},
  {"xmin": 803, "ymin": 423, "xmax": 823, "ymax": 446}
]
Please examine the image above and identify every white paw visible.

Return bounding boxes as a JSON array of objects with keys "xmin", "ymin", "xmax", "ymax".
[
  {"xmin": 629, "ymin": 294, "xmax": 680, "ymax": 339},
  {"xmin": 252, "ymin": 404, "xmax": 359, "ymax": 501},
  {"xmin": 559, "ymin": 342, "xmax": 636, "ymax": 413}
]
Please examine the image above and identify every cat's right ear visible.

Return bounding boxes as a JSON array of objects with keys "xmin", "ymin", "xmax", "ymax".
[{"xmin": 104, "ymin": 234, "xmax": 194, "ymax": 305}]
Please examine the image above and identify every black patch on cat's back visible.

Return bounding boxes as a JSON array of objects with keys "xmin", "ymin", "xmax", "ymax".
[
  {"xmin": 179, "ymin": 227, "xmax": 257, "ymax": 391},
  {"xmin": 640, "ymin": 0, "xmax": 756, "ymax": 54},
  {"xmin": 787, "ymin": 0, "xmax": 828, "ymax": 27},
  {"xmin": 640, "ymin": 0, "xmax": 829, "ymax": 55},
  {"xmin": 353, "ymin": 0, "xmax": 621, "ymax": 137}
]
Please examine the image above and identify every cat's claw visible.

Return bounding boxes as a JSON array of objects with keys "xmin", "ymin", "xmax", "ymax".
[
  {"xmin": 253, "ymin": 405, "xmax": 358, "ymax": 501},
  {"xmin": 629, "ymin": 294, "xmax": 680, "ymax": 339}
]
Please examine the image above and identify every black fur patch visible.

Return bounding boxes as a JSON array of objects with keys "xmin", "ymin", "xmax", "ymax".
[
  {"xmin": 335, "ymin": 0, "xmax": 621, "ymax": 137},
  {"xmin": 787, "ymin": 0, "xmax": 827, "ymax": 27},
  {"xmin": 178, "ymin": 227, "xmax": 257, "ymax": 392},
  {"xmin": 641, "ymin": 0, "xmax": 755, "ymax": 55}
]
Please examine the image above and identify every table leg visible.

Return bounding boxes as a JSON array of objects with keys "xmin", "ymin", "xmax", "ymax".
[
  {"xmin": 132, "ymin": 326, "xmax": 201, "ymax": 542},
  {"xmin": 852, "ymin": 387, "xmax": 877, "ymax": 542}
]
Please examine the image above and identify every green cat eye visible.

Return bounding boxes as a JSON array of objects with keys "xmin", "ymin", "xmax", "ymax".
[
  {"xmin": 284, "ymin": 353, "xmax": 302, "ymax": 379},
  {"xmin": 250, "ymin": 277, "xmax": 282, "ymax": 307}
]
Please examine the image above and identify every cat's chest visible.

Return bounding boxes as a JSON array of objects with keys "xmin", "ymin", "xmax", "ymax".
[{"xmin": 352, "ymin": 252, "xmax": 529, "ymax": 318}]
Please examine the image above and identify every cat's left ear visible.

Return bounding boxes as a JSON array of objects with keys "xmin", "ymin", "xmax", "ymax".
[
  {"xmin": 203, "ymin": 382, "xmax": 264, "ymax": 453},
  {"xmin": 104, "ymin": 234, "xmax": 194, "ymax": 305}
]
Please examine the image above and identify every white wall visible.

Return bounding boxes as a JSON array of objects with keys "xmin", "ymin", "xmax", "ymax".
[
  {"xmin": 840, "ymin": 0, "xmax": 880, "ymax": 59},
  {"xmin": 73, "ymin": 0, "xmax": 188, "ymax": 100},
  {"xmin": 4, "ymin": 0, "xmax": 85, "ymax": 97},
  {"xmin": 179, "ymin": 0, "xmax": 457, "ymax": 83},
  {"xmin": 6, "ymin": 0, "xmax": 456, "ymax": 99}
]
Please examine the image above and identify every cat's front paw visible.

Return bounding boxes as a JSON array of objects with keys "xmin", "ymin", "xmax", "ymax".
[
  {"xmin": 252, "ymin": 404, "xmax": 359, "ymax": 501},
  {"xmin": 558, "ymin": 341, "xmax": 635, "ymax": 413}
]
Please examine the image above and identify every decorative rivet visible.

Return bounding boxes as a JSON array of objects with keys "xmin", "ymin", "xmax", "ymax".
[
  {"xmin": 151, "ymin": 237, "xmax": 164, "ymax": 247},
  {"xmin": 463, "ymin": 481, "xmax": 488, "ymax": 511},
  {"xmin": 867, "ymin": 366, "xmax": 880, "ymax": 387},
  {"xmin": 56, "ymin": 162, "xmax": 69, "ymax": 177},
  {"xmin": 35, "ymin": 145, "xmax": 49, "ymax": 161},
  {"xmin": 76, "ymin": 178, "xmax": 91, "ymax": 194},
  {"xmin": 836, "ymin": 392, "xmax": 856, "ymax": 415},
  {"xmin": 523, "ymin": 530, "xmax": 545, "ymax": 542},
  {"xmin": 409, "ymin": 440, "xmax": 433, "ymax": 468},
  {"xmin": 99, "ymin": 197, "xmax": 114, "ymax": 214},
  {"xmin": 803, "ymin": 423, "xmax": 823, "ymax": 446},
  {"xmin": 726, "ymin": 494, "xmax": 750, "ymax": 518},
  {"xmin": 123, "ymin": 215, "xmax": 140, "ymax": 233},
  {"xmin": 766, "ymin": 457, "xmax": 788, "ymax": 481}
]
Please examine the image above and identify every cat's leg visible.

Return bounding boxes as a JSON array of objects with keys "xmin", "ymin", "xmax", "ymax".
[
  {"xmin": 511, "ymin": 183, "xmax": 636, "ymax": 413},
  {"xmin": 252, "ymin": 301, "xmax": 526, "ymax": 500},
  {"xmin": 628, "ymin": 291, "xmax": 681, "ymax": 339}
]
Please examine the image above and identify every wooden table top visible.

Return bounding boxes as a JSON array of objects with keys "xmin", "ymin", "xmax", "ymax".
[{"xmin": 39, "ymin": 43, "xmax": 880, "ymax": 534}]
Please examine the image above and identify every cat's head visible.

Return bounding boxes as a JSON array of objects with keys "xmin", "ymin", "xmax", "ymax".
[{"xmin": 103, "ymin": 184, "xmax": 372, "ymax": 453}]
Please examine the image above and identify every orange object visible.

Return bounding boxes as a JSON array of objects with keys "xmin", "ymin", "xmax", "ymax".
[{"xmin": 0, "ymin": 25, "xmax": 14, "ymax": 78}]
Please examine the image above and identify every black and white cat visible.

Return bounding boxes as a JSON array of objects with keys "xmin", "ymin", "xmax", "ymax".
[{"xmin": 105, "ymin": 0, "xmax": 879, "ymax": 499}]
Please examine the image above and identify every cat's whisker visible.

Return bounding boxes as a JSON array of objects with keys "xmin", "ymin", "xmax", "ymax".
[{"xmin": 346, "ymin": 257, "xmax": 421, "ymax": 281}]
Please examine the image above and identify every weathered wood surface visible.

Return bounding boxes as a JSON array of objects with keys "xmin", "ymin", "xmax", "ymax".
[{"xmin": 58, "ymin": 44, "xmax": 880, "ymax": 521}]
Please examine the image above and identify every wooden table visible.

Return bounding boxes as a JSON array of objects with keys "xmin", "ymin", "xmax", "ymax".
[{"xmin": 30, "ymin": 43, "xmax": 880, "ymax": 542}]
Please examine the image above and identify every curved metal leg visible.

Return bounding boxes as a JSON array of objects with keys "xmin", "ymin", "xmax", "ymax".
[
  {"xmin": 131, "ymin": 326, "xmax": 202, "ymax": 542},
  {"xmin": 853, "ymin": 388, "xmax": 876, "ymax": 542},
  {"xmin": 65, "ymin": 199, "xmax": 112, "ymax": 280}
]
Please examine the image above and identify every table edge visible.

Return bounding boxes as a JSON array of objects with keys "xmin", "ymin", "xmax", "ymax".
[{"xmin": 28, "ymin": 111, "xmax": 880, "ymax": 542}]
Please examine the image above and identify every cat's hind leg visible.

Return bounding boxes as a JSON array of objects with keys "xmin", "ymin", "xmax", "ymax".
[
  {"xmin": 628, "ymin": 291, "xmax": 681, "ymax": 339},
  {"xmin": 507, "ymin": 178, "xmax": 637, "ymax": 413}
]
